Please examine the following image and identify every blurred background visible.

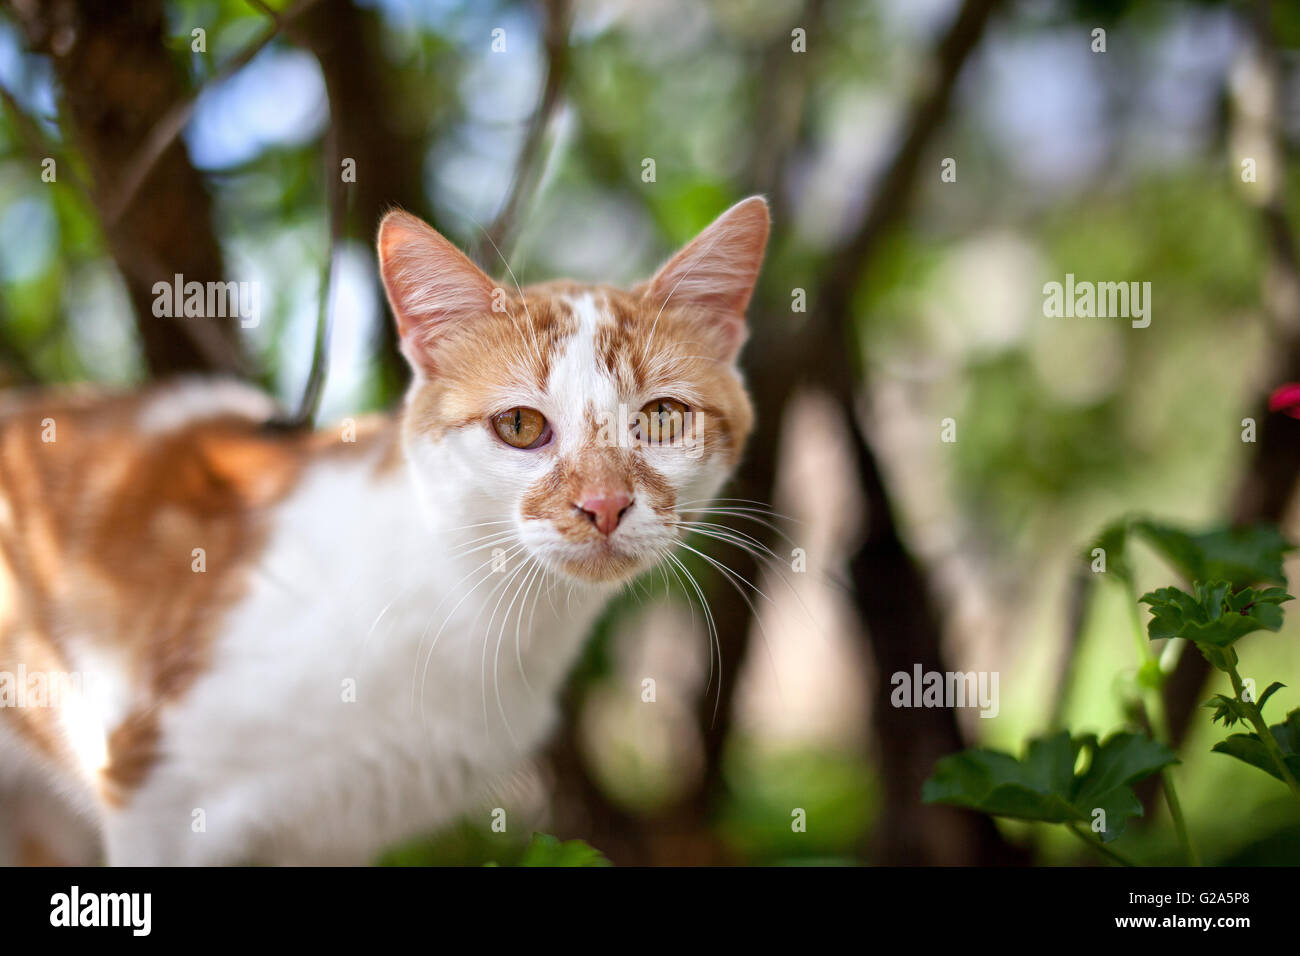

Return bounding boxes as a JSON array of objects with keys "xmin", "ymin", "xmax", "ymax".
[{"xmin": 2, "ymin": 0, "xmax": 1300, "ymax": 865}]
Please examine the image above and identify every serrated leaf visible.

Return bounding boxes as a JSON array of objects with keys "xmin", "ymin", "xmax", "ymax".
[
  {"xmin": 1139, "ymin": 581, "xmax": 1293, "ymax": 648},
  {"xmin": 1212, "ymin": 708, "xmax": 1300, "ymax": 783},
  {"xmin": 923, "ymin": 731, "xmax": 1176, "ymax": 843},
  {"xmin": 1204, "ymin": 693, "xmax": 1249, "ymax": 727}
]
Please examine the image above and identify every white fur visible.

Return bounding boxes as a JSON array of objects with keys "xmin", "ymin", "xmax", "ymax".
[
  {"xmin": 8, "ymin": 294, "xmax": 739, "ymax": 865},
  {"xmin": 135, "ymin": 378, "xmax": 279, "ymax": 435}
]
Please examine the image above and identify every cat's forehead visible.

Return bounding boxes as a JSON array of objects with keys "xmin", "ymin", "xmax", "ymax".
[
  {"xmin": 508, "ymin": 282, "xmax": 676, "ymax": 398},
  {"xmin": 405, "ymin": 278, "xmax": 741, "ymax": 446}
]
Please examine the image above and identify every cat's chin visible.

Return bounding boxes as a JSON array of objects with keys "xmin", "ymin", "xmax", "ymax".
[
  {"xmin": 535, "ymin": 541, "xmax": 663, "ymax": 585},
  {"xmin": 548, "ymin": 553, "xmax": 654, "ymax": 584}
]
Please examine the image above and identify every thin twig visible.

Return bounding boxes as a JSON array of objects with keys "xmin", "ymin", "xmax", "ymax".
[
  {"xmin": 101, "ymin": 0, "xmax": 323, "ymax": 228},
  {"xmin": 1048, "ymin": 568, "xmax": 1093, "ymax": 731},
  {"xmin": 272, "ymin": 119, "xmax": 346, "ymax": 429},
  {"xmin": 481, "ymin": 0, "xmax": 572, "ymax": 265}
]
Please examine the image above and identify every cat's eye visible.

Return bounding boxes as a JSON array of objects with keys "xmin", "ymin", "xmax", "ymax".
[
  {"xmin": 492, "ymin": 407, "xmax": 550, "ymax": 449},
  {"xmin": 639, "ymin": 398, "xmax": 689, "ymax": 444}
]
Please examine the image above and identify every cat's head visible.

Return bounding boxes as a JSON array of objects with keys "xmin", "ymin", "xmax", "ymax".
[{"xmin": 377, "ymin": 198, "xmax": 769, "ymax": 584}]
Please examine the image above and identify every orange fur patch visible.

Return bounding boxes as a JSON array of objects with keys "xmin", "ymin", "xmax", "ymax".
[{"xmin": 0, "ymin": 387, "xmax": 397, "ymax": 806}]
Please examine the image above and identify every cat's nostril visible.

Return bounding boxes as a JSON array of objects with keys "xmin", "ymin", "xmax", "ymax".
[{"xmin": 576, "ymin": 491, "xmax": 634, "ymax": 536}]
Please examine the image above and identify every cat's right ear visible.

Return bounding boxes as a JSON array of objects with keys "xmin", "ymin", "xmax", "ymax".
[{"xmin": 377, "ymin": 211, "xmax": 497, "ymax": 375}]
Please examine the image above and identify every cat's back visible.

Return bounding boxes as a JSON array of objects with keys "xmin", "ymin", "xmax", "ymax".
[
  {"xmin": 0, "ymin": 379, "xmax": 294, "ymax": 621},
  {"xmin": 0, "ymin": 379, "xmax": 308, "ymax": 799}
]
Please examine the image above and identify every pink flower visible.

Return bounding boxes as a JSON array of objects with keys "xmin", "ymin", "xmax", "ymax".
[{"xmin": 1268, "ymin": 383, "xmax": 1300, "ymax": 419}]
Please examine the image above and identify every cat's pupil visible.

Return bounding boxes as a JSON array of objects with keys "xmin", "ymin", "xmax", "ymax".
[{"xmin": 513, "ymin": 409, "xmax": 521, "ymax": 433}]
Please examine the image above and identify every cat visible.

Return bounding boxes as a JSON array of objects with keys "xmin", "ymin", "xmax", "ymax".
[{"xmin": 0, "ymin": 196, "xmax": 770, "ymax": 865}]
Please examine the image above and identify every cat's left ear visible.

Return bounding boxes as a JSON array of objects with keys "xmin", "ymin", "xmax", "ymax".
[
  {"xmin": 377, "ymin": 210, "xmax": 498, "ymax": 376},
  {"xmin": 645, "ymin": 196, "xmax": 770, "ymax": 359}
]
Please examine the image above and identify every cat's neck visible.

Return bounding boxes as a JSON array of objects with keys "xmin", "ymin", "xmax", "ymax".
[{"xmin": 263, "ymin": 411, "xmax": 614, "ymax": 730}]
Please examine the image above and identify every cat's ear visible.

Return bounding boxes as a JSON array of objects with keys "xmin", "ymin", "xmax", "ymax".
[
  {"xmin": 645, "ymin": 196, "xmax": 770, "ymax": 357},
  {"xmin": 377, "ymin": 210, "xmax": 497, "ymax": 374}
]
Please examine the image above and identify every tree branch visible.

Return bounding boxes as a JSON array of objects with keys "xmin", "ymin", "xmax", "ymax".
[{"xmin": 481, "ymin": 0, "xmax": 572, "ymax": 266}]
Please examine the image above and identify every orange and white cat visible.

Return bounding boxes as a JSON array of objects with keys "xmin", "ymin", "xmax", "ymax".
[{"xmin": 0, "ymin": 197, "xmax": 769, "ymax": 865}]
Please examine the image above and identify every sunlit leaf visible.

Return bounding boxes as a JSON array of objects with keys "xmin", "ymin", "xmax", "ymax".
[{"xmin": 923, "ymin": 731, "xmax": 1176, "ymax": 843}]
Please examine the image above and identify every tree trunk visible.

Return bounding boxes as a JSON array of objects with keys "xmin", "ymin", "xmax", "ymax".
[{"xmin": 8, "ymin": 0, "xmax": 243, "ymax": 377}]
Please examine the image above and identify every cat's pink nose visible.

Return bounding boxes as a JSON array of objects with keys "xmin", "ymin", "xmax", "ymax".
[{"xmin": 577, "ymin": 490, "xmax": 633, "ymax": 536}]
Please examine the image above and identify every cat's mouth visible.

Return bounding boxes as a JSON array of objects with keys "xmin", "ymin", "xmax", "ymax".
[
  {"xmin": 543, "ymin": 537, "xmax": 661, "ymax": 583},
  {"xmin": 519, "ymin": 520, "xmax": 672, "ymax": 584}
]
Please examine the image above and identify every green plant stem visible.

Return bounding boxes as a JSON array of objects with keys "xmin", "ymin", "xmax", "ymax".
[
  {"xmin": 1223, "ymin": 658, "xmax": 1300, "ymax": 804},
  {"xmin": 1157, "ymin": 766, "xmax": 1196, "ymax": 864},
  {"xmin": 1067, "ymin": 824, "xmax": 1136, "ymax": 867},
  {"xmin": 1126, "ymin": 587, "xmax": 1199, "ymax": 866}
]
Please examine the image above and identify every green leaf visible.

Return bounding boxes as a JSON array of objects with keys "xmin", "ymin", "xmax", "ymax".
[
  {"xmin": 1255, "ymin": 682, "xmax": 1286, "ymax": 716},
  {"xmin": 514, "ymin": 833, "xmax": 611, "ymax": 868},
  {"xmin": 1204, "ymin": 693, "xmax": 1249, "ymax": 727},
  {"xmin": 1087, "ymin": 521, "xmax": 1133, "ymax": 584},
  {"xmin": 1139, "ymin": 581, "xmax": 1293, "ymax": 648},
  {"xmin": 1130, "ymin": 520, "xmax": 1291, "ymax": 588},
  {"xmin": 1196, "ymin": 642, "xmax": 1239, "ymax": 673},
  {"xmin": 923, "ymin": 731, "xmax": 1177, "ymax": 843},
  {"xmin": 1212, "ymin": 709, "xmax": 1300, "ymax": 783}
]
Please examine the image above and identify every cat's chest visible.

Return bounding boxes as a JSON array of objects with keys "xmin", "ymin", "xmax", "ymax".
[{"xmin": 146, "ymin": 458, "xmax": 606, "ymax": 845}]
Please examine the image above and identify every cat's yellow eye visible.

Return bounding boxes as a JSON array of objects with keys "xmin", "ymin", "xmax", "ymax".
[
  {"xmin": 492, "ymin": 407, "xmax": 550, "ymax": 449},
  {"xmin": 639, "ymin": 398, "xmax": 689, "ymax": 444}
]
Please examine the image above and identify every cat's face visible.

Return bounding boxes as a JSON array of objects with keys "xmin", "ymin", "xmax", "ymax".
[{"xmin": 377, "ymin": 198, "xmax": 768, "ymax": 583}]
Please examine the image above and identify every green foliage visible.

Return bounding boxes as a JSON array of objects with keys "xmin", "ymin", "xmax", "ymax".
[
  {"xmin": 1131, "ymin": 522, "xmax": 1291, "ymax": 588},
  {"xmin": 1139, "ymin": 582, "xmax": 1293, "ymax": 647},
  {"xmin": 378, "ymin": 824, "xmax": 609, "ymax": 867},
  {"xmin": 717, "ymin": 744, "xmax": 876, "ymax": 863},
  {"xmin": 923, "ymin": 731, "xmax": 1176, "ymax": 843},
  {"xmin": 931, "ymin": 517, "xmax": 1300, "ymax": 865},
  {"xmin": 512, "ymin": 834, "xmax": 611, "ymax": 868},
  {"xmin": 1091, "ymin": 518, "xmax": 1291, "ymax": 589},
  {"xmin": 1212, "ymin": 709, "xmax": 1300, "ymax": 784},
  {"xmin": 1206, "ymin": 683, "xmax": 1285, "ymax": 728}
]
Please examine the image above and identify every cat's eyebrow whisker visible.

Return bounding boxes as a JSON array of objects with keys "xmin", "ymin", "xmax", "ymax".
[{"xmin": 457, "ymin": 206, "xmax": 543, "ymax": 358}]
